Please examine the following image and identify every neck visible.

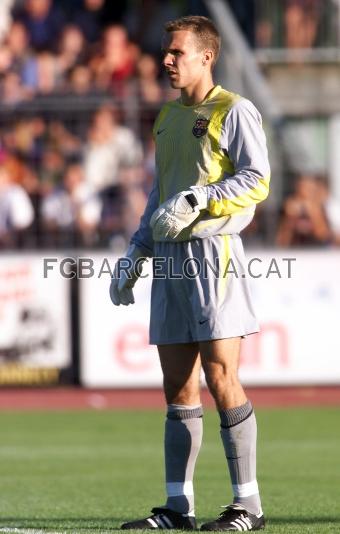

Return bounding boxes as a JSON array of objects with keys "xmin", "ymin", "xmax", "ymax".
[{"xmin": 180, "ymin": 77, "xmax": 215, "ymax": 106}]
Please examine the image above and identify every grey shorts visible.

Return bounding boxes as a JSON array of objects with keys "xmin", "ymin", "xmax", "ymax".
[{"xmin": 149, "ymin": 234, "xmax": 259, "ymax": 345}]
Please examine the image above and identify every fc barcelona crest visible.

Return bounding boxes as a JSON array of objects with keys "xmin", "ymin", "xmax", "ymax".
[{"xmin": 192, "ymin": 117, "xmax": 210, "ymax": 138}]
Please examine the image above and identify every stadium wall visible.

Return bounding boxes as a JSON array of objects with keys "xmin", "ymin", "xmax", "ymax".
[
  {"xmin": 0, "ymin": 254, "xmax": 73, "ymax": 386},
  {"xmin": 0, "ymin": 250, "xmax": 339, "ymax": 387}
]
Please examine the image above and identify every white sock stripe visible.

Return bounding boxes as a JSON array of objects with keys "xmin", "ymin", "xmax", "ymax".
[
  {"xmin": 166, "ymin": 481, "xmax": 194, "ymax": 497},
  {"xmin": 160, "ymin": 515, "xmax": 173, "ymax": 528},
  {"xmin": 232, "ymin": 480, "xmax": 259, "ymax": 497},
  {"xmin": 147, "ymin": 518, "xmax": 158, "ymax": 528},
  {"xmin": 183, "ymin": 510, "xmax": 196, "ymax": 517}
]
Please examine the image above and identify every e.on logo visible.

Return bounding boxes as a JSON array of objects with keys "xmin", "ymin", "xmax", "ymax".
[
  {"xmin": 114, "ymin": 324, "xmax": 156, "ymax": 372},
  {"xmin": 240, "ymin": 322, "xmax": 289, "ymax": 368},
  {"xmin": 114, "ymin": 322, "xmax": 289, "ymax": 373}
]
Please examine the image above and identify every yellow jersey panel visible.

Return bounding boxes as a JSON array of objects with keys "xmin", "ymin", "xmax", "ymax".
[{"xmin": 154, "ymin": 85, "xmax": 240, "ymax": 203}]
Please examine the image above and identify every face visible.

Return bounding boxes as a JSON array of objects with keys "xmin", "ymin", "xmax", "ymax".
[
  {"xmin": 0, "ymin": 167, "xmax": 11, "ymax": 190},
  {"xmin": 27, "ymin": 0, "xmax": 51, "ymax": 17},
  {"xmin": 85, "ymin": 0, "xmax": 104, "ymax": 10},
  {"xmin": 104, "ymin": 26, "xmax": 127, "ymax": 53},
  {"xmin": 8, "ymin": 23, "xmax": 28, "ymax": 54},
  {"xmin": 162, "ymin": 30, "xmax": 207, "ymax": 89},
  {"xmin": 94, "ymin": 108, "xmax": 115, "ymax": 131},
  {"xmin": 296, "ymin": 177, "xmax": 317, "ymax": 200},
  {"xmin": 62, "ymin": 26, "xmax": 84, "ymax": 54},
  {"xmin": 64, "ymin": 165, "xmax": 82, "ymax": 191}
]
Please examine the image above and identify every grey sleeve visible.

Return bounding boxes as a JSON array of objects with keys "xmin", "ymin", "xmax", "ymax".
[
  {"xmin": 205, "ymin": 98, "xmax": 270, "ymax": 215},
  {"xmin": 130, "ymin": 176, "xmax": 159, "ymax": 257}
]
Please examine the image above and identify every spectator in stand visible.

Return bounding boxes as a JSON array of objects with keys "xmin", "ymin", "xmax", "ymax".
[
  {"xmin": 135, "ymin": 53, "xmax": 163, "ymax": 103},
  {"xmin": 2, "ymin": 21, "xmax": 35, "ymax": 102},
  {"xmin": 22, "ymin": 51, "xmax": 60, "ymax": 95},
  {"xmin": 276, "ymin": 174, "xmax": 332, "ymax": 246},
  {"xmin": 47, "ymin": 121, "xmax": 82, "ymax": 160},
  {"xmin": 1, "ymin": 72, "xmax": 26, "ymax": 104},
  {"xmin": 8, "ymin": 117, "xmax": 47, "ymax": 166},
  {"xmin": 90, "ymin": 25, "xmax": 140, "ymax": 94},
  {"xmin": 83, "ymin": 105, "xmax": 143, "ymax": 243},
  {"xmin": 255, "ymin": 20, "xmax": 273, "ymax": 48},
  {"xmin": 72, "ymin": 0, "xmax": 128, "ymax": 44},
  {"xmin": 99, "ymin": 181, "xmax": 126, "ymax": 245},
  {"xmin": 28, "ymin": 116, "xmax": 48, "ymax": 165},
  {"xmin": 6, "ymin": 21, "xmax": 31, "ymax": 74},
  {"xmin": 0, "ymin": 44, "xmax": 13, "ymax": 75},
  {"xmin": 72, "ymin": 0, "xmax": 106, "ymax": 44},
  {"xmin": 0, "ymin": 38, "xmax": 30, "ymax": 104},
  {"xmin": 57, "ymin": 25, "xmax": 88, "ymax": 83},
  {"xmin": 1, "ymin": 153, "xmax": 25, "ymax": 187},
  {"xmin": 13, "ymin": 0, "xmax": 66, "ymax": 52},
  {"xmin": 9, "ymin": 120, "xmax": 39, "ymax": 161},
  {"xmin": 124, "ymin": 0, "xmax": 182, "ymax": 57},
  {"xmin": 39, "ymin": 51, "xmax": 59, "ymax": 94},
  {"xmin": 119, "ymin": 166, "xmax": 147, "ymax": 239},
  {"xmin": 0, "ymin": 163, "xmax": 34, "ymax": 247},
  {"xmin": 39, "ymin": 148, "xmax": 64, "ymax": 195},
  {"xmin": 0, "ymin": 0, "xmax": 15, "ymax": 42},
  {"xmin": 284, "ymin": 0, "xmax": 320, "ymax": 48},
  {"xmin": 68, "ymin": 64, "xmax": 93, "ymax": 95},
  {"xmin": 21, "ymin": 164, "xmax": 42, "ymax": 246},
  {"xmin": 41, "ymin": 162, "xmax": 102, "ymax": 246},
  {"xmin": 83, "ymin": 105, "xmax": 142, "ymax": 195}
]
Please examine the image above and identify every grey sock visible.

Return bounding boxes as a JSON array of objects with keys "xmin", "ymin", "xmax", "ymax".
[
  {"xmin": 219, "ymin": 400, "xmax": 262, "ymax": 515},
  {"xmin": 165, "ymin": 404, "xmax": 203, "ymax": 515}
]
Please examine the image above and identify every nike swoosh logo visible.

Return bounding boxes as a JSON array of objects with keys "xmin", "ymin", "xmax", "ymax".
[
  {"xmin": 157, "ymin": 128, "xmax": 166, "ymax": 135},
  {"xmin": 199, "ymin": 319, "xmax": 208, "ymax": 325}
]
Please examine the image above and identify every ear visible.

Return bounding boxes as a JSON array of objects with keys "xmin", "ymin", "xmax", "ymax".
[{"xmin": 203, "ymin": 49, "xmax": 213, "ymax": 66}]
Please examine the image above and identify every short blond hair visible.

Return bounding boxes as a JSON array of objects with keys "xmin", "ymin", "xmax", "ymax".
[{"xmin": 164, "ymin": 15, "xmax": 221, "ymax": 68}]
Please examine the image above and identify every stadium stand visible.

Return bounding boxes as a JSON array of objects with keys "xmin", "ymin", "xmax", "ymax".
[{"xmin": 0, "ymin": 0, "xmax": 338, "ymax": 249}]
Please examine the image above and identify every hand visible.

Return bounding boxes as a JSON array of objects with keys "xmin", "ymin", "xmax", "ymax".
[
  {"xmin": 110, "ymin": 244, "xmax": 147, "ymax": 306},
  {"xmin": 150, "ymin": 186, "xmax": 208, "ymax": 240}
]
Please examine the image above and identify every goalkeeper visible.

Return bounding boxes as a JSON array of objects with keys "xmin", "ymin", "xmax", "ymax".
[{"xmin": 110, "ymin": 15, "xmax": 270, "ymax": 532}]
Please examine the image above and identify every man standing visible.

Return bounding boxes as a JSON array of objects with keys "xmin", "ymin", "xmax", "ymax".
[{"xmin": 110, "ymin": 15, "xmax": 270, "ymax": 531}]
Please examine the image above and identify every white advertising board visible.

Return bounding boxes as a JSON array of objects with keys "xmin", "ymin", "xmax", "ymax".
[
  {"xmin": 0, "ymin": 254, "xmax": 72, "ymax": 385},
  {"xmin": 80, "ymin": 250, "xmax": 340, "ymax": 387},
  {"xmin": 240, "ymin": 250, "xmax": 340, "ymax": 384}
]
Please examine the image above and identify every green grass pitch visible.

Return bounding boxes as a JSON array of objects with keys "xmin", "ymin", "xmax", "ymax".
[{"xmin": 0, "ymin": 407, "xmax": 339, "ymax": 533}]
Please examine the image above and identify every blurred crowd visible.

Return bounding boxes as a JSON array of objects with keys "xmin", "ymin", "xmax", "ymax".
[
  {"xmin": 276, "ymin": 176, "xmax": 340, "ymax": 247},
  {"xmin": 0, "ymin": 103, "xmax": 155, "ymax": 248},
  {"xmin": 0, "ymin": 0, "xmax": 339, "ymax": 249},
  {"xmin": 0, "ymin": 0, "xmax": 183, "ymax": 248},
  {"xmin": 0, "ymin": 1, "xmax": 181, "ymax": 104},
  {"xmin": 254, "ymin": 0, "xmax": 337, "ymax": 49}
]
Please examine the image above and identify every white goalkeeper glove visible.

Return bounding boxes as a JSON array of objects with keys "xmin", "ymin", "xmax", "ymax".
[
  {"xmin": 110, "ymin": 244, "xmax": 147, "ymax": 306},
  {"xmin": 150, "ymin": 186, "xmax": 208, "ymax": 240}
]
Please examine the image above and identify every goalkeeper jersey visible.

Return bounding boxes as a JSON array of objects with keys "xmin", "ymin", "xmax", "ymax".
[{"xmin": 132, "ymin": 85, "xmax": 270, "ymax": 256}]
